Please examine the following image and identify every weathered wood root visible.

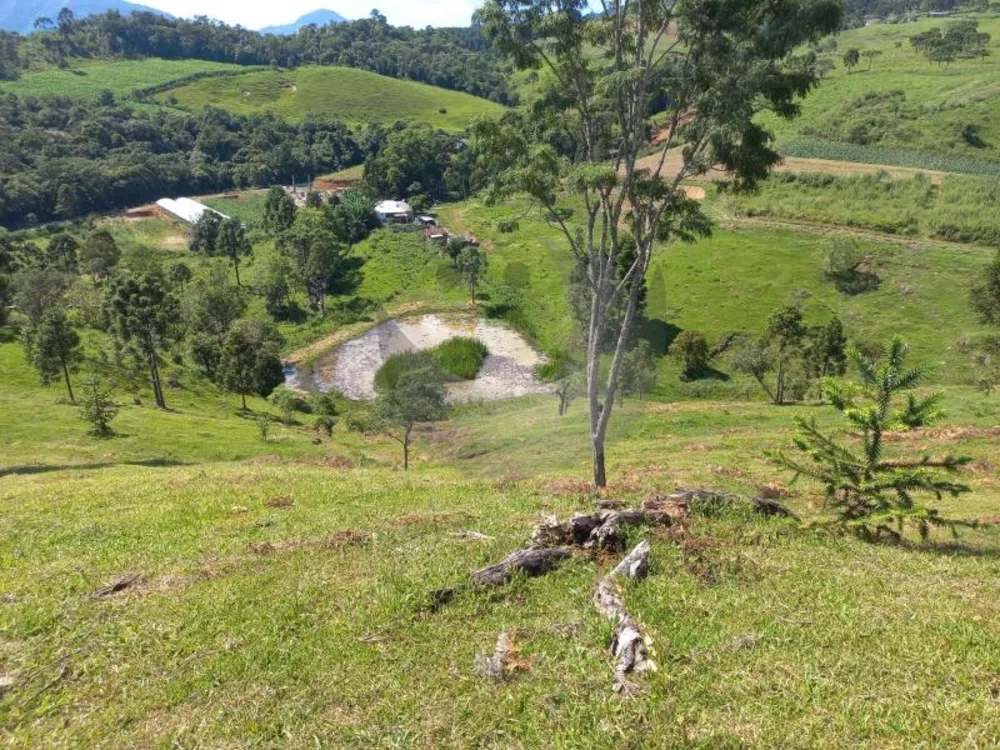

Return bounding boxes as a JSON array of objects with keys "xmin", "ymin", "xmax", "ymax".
[
  {"xmin": 429, "ymin": 547, "xmax": 571, "ymax": 608},
  {"xmin": 594, "ymin": 540, "xmax": 656, "ymax": 695},
  {"xmin": 473, "ymin": 630, "xmax": 513, "ymax": 682},
  {"xmin": 531, "ymin": 496, "xmax": 688, "ymax": 553},
  {"xmin": 472, "ymin": 548, "xmax": 571, "ymax": 587}
]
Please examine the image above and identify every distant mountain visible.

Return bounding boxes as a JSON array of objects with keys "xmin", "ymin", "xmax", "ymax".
[
  {"xmin": 260, "ymin": 9, "xmax": 348, "ymax": 35},
  {"xmin": 0, "ymin": 0, "xmax": 172, "ymax": 34}
]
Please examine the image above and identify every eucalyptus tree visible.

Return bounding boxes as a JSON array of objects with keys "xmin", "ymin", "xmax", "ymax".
[{"xmin": 474, "ymin": 0, "xmax": 842, "ymax": 486}]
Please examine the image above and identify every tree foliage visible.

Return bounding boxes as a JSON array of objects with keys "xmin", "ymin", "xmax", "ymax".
[
  {"xmin": 103, "ymin": 270, "xmax": 179, "ymax": 409},
  {"xmin": 219, "ymin": 319, "xmax": 285, "ymax": 410},
  {"xmin": 474, "ymin": 0, "xmax": 841, "ymax": 486},
  {"xmin": 669, "ymin": 330, "xmax": 710, "ymax": 380},
  {"xmin": 263, "ymin": 186, "xmax": 297, "ymax": 236},
  {"xmin": 376, "ymin": 362, "xmax": 448, "ymax": 470},
  {"xmin": 79, "ymin": 373, "xmax": 118, "ymax": 437},
  {"xmin": 22, "ymin": 307, "xmax": 82, "ymax": 402},
  {"xmin": 971, "ymin": 249, "xmax": 1000, "ymax": 327}
]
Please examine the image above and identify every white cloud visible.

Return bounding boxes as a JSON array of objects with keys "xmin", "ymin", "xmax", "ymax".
[{"xmin": 138, "ymin": 0, "xmax": 482, "ymax": 29}]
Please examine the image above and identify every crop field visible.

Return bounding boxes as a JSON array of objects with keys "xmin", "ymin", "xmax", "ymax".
[
  {"xmin": 156, "ymin": 66, "xmax": 507, "ymax": 130},
  {"xmin": 0, "ymin": 58, "xmax": 248, "ymax": 100},
  {"xmin": 759, "ymin": 15, "xmax": 1000, "ymax": 172}
]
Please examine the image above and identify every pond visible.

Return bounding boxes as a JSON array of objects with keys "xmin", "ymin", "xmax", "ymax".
[{"xmin": 287, "ymin": 314, "xmax": 551, "ymax": 403}]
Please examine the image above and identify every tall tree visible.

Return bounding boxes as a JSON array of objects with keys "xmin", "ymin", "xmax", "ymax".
[
  {"xmin": 181, "ymin": 268, "xmax": 247, "ymax": 381},
  {"xmin": 329, "ymin": 190, "xmax": 378, "ymax": 246},
  {"xmin": 79, "ymin": 230, "xmax": 120, "ymax": 281},
  {"xmin": 475, "ymin": 0, "xmax": 840, "ymax": 486},
  {"xmin": 190, "ymin": 212, "xmax": 222, "ymax": 256},
  {"xmin": 46, "ymin": 233, "xmax": 79, "ymax": 273},
  {"xmin": 22, "ymin": 307, "xmax": 82, "ymax": 402},
  {"xmin": 219, "ymin": 319, "xmax": 286, "ymax": 410},
  {"xmin": 216, "ymin": 218, "xmax": 253, "ymax": 286},
  {"xmin": 279, "ymin": 207, "xmax": 345, "ymax": 314},
  {"xmin": 458, "ymin": 244, "xmax": 488, "ymax": 303},
  {"xmin": 263, "ymin": 186, "xmax": 297, "ymax": 235},
  {"xmin": 103, "ymin": 271, "xmax": 179, "ymax": 409}
]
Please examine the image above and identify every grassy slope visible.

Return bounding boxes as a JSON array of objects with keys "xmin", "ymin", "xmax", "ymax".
[
  {"xmin": 156, "ymin": 66, "xmax": 506, "ymax": 130},
  {"xmin": 0, "ymin": 58, "xmax": 247, "ymax": 100},
  {"xmin": 4, "ymin": 346, "xmax": 1000, "ymax": 745},
  {"xmin": 760, "ymin": 15, "xmax": 1000, "ymax": 172}
]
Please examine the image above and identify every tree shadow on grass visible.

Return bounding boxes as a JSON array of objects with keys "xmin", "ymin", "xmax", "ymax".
[
  {"xmin": 329, "ymin": 256, "xmax": 365, "ymax": 296},
  {"xmin": 903, "ymin": 539, "xmax": 1000, "ymax": 560},
  {"xmin": 0, "ymin": 458, "xmax": 190, "ymax": 478},
  {"xmin": 638, "ymin": 318, "xmax": 681, "ymax": 356}
]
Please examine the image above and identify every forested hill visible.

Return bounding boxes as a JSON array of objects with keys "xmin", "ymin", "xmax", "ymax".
[{"xmin": 0, "ymin": 11, "xmax": 516, "ymax": 104}]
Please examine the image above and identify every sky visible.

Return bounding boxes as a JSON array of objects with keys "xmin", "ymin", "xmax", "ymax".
[{"xmin": 137, "ymin": 0, "xmax": 483, "ymax": 29}]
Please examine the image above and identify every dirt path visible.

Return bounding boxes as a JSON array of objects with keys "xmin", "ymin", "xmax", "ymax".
[{"xmin": 635, "ymin": 149, "xmax": 951, "ymax": 184}]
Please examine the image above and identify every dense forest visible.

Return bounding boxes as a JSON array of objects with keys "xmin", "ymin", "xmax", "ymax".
[
  {"xmin": 0, "ymin": 93, "xmax": 365, "ymax": 226},
  {"xmin": 1, "ymin": 10, "xmax": 516, "ymax": 104}
]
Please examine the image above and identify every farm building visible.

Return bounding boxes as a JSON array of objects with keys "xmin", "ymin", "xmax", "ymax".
[
  {"xmin": 156, "ymin": 197, "xmax": 228, "ymax": 225},
  {"xmin": 375, "ymin": 200, "xmax": 414, "ymax": 224}
]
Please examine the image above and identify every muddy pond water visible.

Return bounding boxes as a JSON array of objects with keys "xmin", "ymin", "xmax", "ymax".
[{"xmin": 286, "ymin": 314, "xmax": 551, "ymax": 403}]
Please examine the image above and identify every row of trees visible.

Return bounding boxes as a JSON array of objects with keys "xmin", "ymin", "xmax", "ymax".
[
  {"xmin": 12, "ymin": 10, "xmax": 516, "ymax": 104},
  {"xmin": 910, "ymin": 19, "xmax": 991, "ymax": 64}
]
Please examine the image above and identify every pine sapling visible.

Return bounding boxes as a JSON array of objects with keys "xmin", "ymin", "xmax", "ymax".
[{"xmin": 768, "ymin": 337, "xmax": 971, "ymax": 541}]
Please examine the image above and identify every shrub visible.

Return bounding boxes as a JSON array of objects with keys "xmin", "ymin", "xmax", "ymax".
[
  {"xmin": 80, "ymin": 374, "xmax": 118, "ymax": 437},
  {"xmin": 669, "ymin": 330, "xmax": 710, "ymax": 380},
  {"xmin": 257, "ymin": 414, "xmax": 273, "ymax": 442}
]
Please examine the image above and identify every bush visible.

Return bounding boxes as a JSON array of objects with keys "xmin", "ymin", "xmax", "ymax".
[{"xmin": 668, "ymin": 330, "xmax": 710, "ymax": 380}]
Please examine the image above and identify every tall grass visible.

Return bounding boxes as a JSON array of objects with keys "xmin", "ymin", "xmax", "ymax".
[
  {"xmin": 373, "ymin": 338, "xmax": 489, "ymax": 393},
  {"xmin": 431, "ymin": 337, "xmax": 489, "ymax": 380},
  {"xmin": 728, "ymin": 170, "xmax": 1000, "ymax": 244}
]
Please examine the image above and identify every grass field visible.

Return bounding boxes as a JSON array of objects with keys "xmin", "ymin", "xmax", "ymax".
[
  {"xmin": 759, "ymin": 15, "xmax": 1000, "ymax": 173},
  {"xmin": 156, "ymin": 66, "xmax": 507, "ymax": 130},
  {"xmin": 0, "ymin": 58, "xmax": 248, "ymax": 101},
  {"xmin": 4, "ymin": 318, "xmax": 1000, "ymax": 746}
]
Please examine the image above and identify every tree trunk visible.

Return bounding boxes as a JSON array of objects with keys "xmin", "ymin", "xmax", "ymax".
[
  {"xmin": 233, "ymin": 259, "xmax": 241, "ymax": 287},
  {"xmin": 593, "ymin": 443, "xmax": 607, "ymax": 488},
  {"xmin": 147, "ymin": 346, "xmax": 166, "ymax": 409},
  {"xmin": 60, "ymin": 356, "xmax": 75, "ymax": 403},
  {"xmin": 588, "ymin": 253, "xmax": 647, "ymax": 488},
  {"xmin": 241, "ymin": 391, "xmax": 247, "ymax": 410},
  {"xmin": 403, "ymin": 424, "xmax": 412, "ymax": 471}
]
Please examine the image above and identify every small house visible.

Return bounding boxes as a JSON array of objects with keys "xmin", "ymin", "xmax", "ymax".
[{"xmin": 375, "ymin": 200, "xmax": 414, "ymax": 225}]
